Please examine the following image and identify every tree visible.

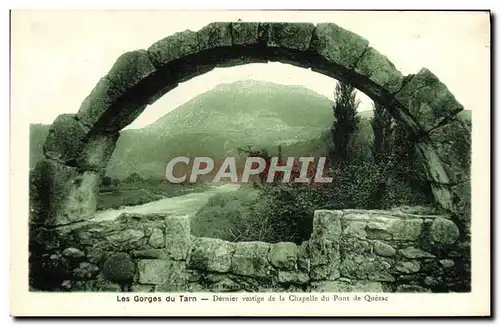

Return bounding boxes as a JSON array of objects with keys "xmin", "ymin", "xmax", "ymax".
[
  {"xmin": 368, "ymin": 102, "xmax": 395, "ymax": 207},
  {"xmin": 101, "ymin": 176, "xmax": 112, "ymax": 188},
  {"xmin": 371, "ymin": 101, "xmax": 394, "ymax": 164},
  {"xmin": 330, "ymin": 81, "xmax": 360, "ymax": 165},
  {"xmin": 392, "ymin": 122, "xmax": 428, "ymax": 186},
  {"xmin": 125, "ymin": 173, "xmax": 142, "ymax": 184},
  {"xmin": 112, "ymin": 178, "xmax": 120, "ymax": 188},
  {"xmin": 393, "ymin": 122, "xmax": 412, "ymax": 162}
]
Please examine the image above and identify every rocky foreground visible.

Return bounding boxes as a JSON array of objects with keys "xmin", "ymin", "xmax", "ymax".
[{"xmin": 29, "ymin": 206, "xmax": 470, "ymax": 293}]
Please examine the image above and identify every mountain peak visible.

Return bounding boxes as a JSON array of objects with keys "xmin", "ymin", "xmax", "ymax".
[
  {"xmin": 211, "ymin": 80, "xmax": 331, "ymax": 100},
  {"xmin": 144, "ymin": 80, "xmax": 335, "ymax": 134}
]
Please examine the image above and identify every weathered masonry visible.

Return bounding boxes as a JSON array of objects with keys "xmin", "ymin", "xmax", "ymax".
[
  {"xmin": 31, "ymin": 209, "xmax": 469, "ymax": 292},
  {"xmin": 32, "ymin": 22, "xmax": 471, "ymax": 229}
]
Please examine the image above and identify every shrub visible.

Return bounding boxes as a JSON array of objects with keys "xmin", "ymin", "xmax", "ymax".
[
  {"xmin": 101, "ymin": 176, "xmax": 112, "ymax": 188},
  {"xmin": 192, "ymin": 149, "xmax": 433, "ymax": 244},
  {"xmin": 330, "ymin": 81, "xmax": 361, "ymax": 164},
  {"xmin": 250, "ymin": 183, "xmax": 324, "ymax": 243},
  {"xmin": 102, "ymin": 253, "xmax": 135, "ymax": 289},
  {"xmin": 190, "ymin": 187, "xmax": 262, "ymax": 241}
]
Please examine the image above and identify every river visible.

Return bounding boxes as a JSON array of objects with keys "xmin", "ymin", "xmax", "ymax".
[{"xmin": 92, "ymin": 183, "xmax": 241, "ymax": 222}]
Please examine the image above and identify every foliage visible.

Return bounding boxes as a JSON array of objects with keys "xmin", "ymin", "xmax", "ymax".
[
  {"xmin": 190, "ymin": 186, "xmax": 262, "ymax": 241},
  {"xmin": 102, "ymin": 253, "xmax": 135, "ymax": 287},
  {"xmin": 191, "ymin": 182, "xmax": 323, "ymax": 244},
  {"xmin": 330, "ymin": 82, "xmax": 361, "ymax": 165},
  {"xmin": 192, "ymin": 123, "xmax": 434, "ymax": 244},
  {"xmin": 101, "ymin": 176, "xmax": 112, "ymax": 188},
  {"xmin": 249, "ymin": 183, "xmax": 324, "ymax": 243},
  {"xmin": 371, "ymin": 102, "xmax": 394, "ymax": 164},
  {"xmin": 124, "ymin": 173, "xmax": 143, "ymax": 184}
]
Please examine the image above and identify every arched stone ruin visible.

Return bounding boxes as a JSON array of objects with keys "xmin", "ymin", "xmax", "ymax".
[{"xmin": 33, "ymin": 22, "xmax": 471, "ymax": 229}]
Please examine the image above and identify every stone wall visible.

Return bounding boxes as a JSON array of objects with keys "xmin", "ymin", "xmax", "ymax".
[{"xmin": 29, "ymin": 208, "xmax": 470, "ymax": 293}]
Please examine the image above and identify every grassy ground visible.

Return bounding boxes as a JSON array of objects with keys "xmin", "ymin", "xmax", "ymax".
[
  {"xmin": 190, "ymin": 185, "xmax": 263, "ymax": 241},
  {"xmin": 97, "ymin": 181, "xmax": 212, "ymax": 211},
  {"xmin": 191, "ymin": 160, "xmax": 434, "ymax": 244}
]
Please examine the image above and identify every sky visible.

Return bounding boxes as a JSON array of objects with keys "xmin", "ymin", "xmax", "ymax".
[{"xmin": 11, "ymin": 11, "xmax": 490, "ymax": 130}]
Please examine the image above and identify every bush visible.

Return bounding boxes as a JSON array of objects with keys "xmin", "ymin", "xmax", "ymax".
[
  {"xmin": 191, "ymin": 158, "xmax": 433, "ymax": 244},
  {"xmin": 191, "ymin": 146, "xmax": 433, "ymax": 244},
  {"xmin": 190, "ymin": 187, "xmax": 262, "ymax": 241},
  {"xmin": 192, "ymin": 183, "xmax": 327, "ymax": 244},
  {"xmin": 102, "ymin": 253, "xmax": 135, "ymax": 289},
  {"xmin": 101, "ymin": 176, "xmax": 112, "ymax": 188},
  {"xmin": 250, "ymin": 183, "xmax": 324, "ymax": 243},
  {"xmin": 322, "ymin": 158, "xmax": 433, "ymax": 210}
]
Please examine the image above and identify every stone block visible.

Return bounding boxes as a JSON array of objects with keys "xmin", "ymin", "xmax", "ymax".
[
  {"xmin": 73, "ymin": 262, "xmax": 100, "ymax": 280},
  {"xmin": 395, "ymin": 68, "xmax": 464, "ymax": 133},
  {"xmin": 188, "ymin": 237, "xmax": 235, "ymax": 273},
  {"xmin": 209, "ymin": 278, "xmax": 242, "ymax": 292},
  {"xmin": 439, "ymin": 259, "xmax": 455, "ymax": 269},
  {"xmin": 449, "ymin": 181, "xmax": 471, "ymax": 226},
  {"xmin": 232, "ymin": 22, "xmax": 260, "ymax": 45},
  {"xmin": 76, "ymin": 77, "xmax": 122, "ymax": 128},
  {"xmin": 62, "ymin": 247, "xmax": 86, "ymax": 260},
  {"xmin": 343, "ymin": 220, "xmax": 368, "ymax": 239},
  {"xmin": 355, "ymin": 46, "xmax": 404, "ymax": 94},
  {"xmin": 340, "ymin": 237, "xmax": 372, "ymax": 255},
  {"xmin": 269, "ymin": 242, "xmax": 298, "ymax": 270},
  {"xmin": 106, "ymin": 50, "xmax": 156, "ymax": 94},
  {"xmin": 309, "ymin": 211, "xmax": 342, "ymax": 281},
  {"xmin": 414, "ymin": 141, "xmax": 453, "ymax": 185},
  {"xmin": 309, "ymin": 239, "xmax": 340, "ymax": 281},
  {"xmin": 339, "ymin": 254, "xmax": 395, "ymax": 282},
  {"xmin": 77, "ymin": 132, "xmax": 119, "ymax": 171},
  {"xmin": 394, "ymin": 260, "xmax": 421, "ymax": 274},
  {"xmin": 138, "ymin": 259, "xmax": 186, "ymax": 286},
  {"xmin": 387, "ymin": 218, "xmax": 423, "ymax": 241},
  {"xmin": 164, "ymin": 215, "xmax": 191, "ymax": 260},
  {"xmin": 148, "ymin": 228, "xmax": 165, "ymax": 249},
  {"xmin": 311, "ymin": 210, "xmax": 343, "ymax": 240},
  {"xmin": 57, "ymin": 170, "xmax": 100, "ymax": 225},
  {"xmin": 75, "ymin": 73, "xmax": 149, "ymax": 132},
  {"xmin": 266, "ymin": 22, "xmax": 315, "ymax": 51},
  {"xmin": 148, "ymin": 30, "xmax": 200, "ymax": 68},
  {"xmin": 197, "ymin": 22, "xmax": 233, "ymax": 51},
  {"xmin": 429, "ymin": 217, "xmax": 460, "ymax": 244},
  {"xmin": 312, "ymin": 280, "xmax": 384, "ymax": 292},
  {"xmin": 399, "ymin": 246, "xmax": 435, "ymax": 259},
  {"xmin": 107, "ymin": 229, "xmax": 145, "ymax": 243},
  {"xmin": 229, "ymin": 242, "xmax": 272, "ymax": 278},
  {"xmin": 43, "ymin": 114, "xmax": 91, "ymax": 163},
  {"xmin": 396, "ymin": 284, "xmax": 431, "ymax": 293},
  {"xmin": 310, "ymin": 23, "xmax": 369, "ymax": 69},
  {"xmin": 373, "ymin": 240, "xmax": 396, "ymax": 257},
  {"xmin": 131, "ymin": 249, "xmax": 169, "ymax": 259},
  {"xmin": 429, "ymin": 117, "xmax": 471, "ymax": 184},
  {"xmin": 297, "ymin": 241, "xmax": 310, "ymax": 273}
]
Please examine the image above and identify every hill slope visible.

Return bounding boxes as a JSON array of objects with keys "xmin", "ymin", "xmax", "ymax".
[
  {"xmin": 106, "ymin": 81, "xmax": 336, "ymax": 179},
  {"xmin": 28, "ymin": 81, "xmax": 472, "ymax": 179}
]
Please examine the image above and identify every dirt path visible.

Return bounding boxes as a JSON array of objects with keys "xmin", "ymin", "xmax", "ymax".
[{"xmin": 92, "ymin": 183, "xmax": 240, "ymax": 222}]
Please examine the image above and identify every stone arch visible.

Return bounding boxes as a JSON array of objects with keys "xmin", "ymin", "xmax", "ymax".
[{"xmin": 34, "ymin": 22, "xmax": 471, "ymax": 227}]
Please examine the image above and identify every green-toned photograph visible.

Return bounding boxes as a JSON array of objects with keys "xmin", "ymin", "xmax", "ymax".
[{"xmin": 11, "ymin": 11, "xmax": 489, "ymax": 317}]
